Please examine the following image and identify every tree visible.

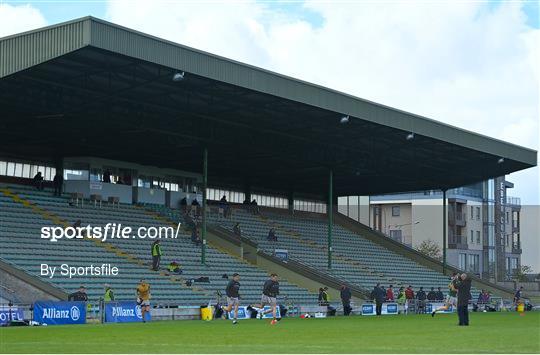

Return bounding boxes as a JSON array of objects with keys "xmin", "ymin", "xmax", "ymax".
[
  {"xmin": 513, "ymin": 265, "xmax": 533, "ymax": 282},
  {"xmin": 415, "ymin": 239, "xmax": 442, "ymax": 261}
]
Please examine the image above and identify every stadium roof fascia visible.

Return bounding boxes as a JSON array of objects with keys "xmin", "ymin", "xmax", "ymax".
[{"xmin": 0, "ymin": 16, "xmax": 536, "ymax": 167}]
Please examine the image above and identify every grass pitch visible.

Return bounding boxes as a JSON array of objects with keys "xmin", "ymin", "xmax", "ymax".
[{"xmin": 1, "ymin": 312, "xmax": 539, "ymax": 353}]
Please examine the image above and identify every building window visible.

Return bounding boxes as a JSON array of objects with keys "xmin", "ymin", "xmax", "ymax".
[
  {"xmin": 459, "ymin": 253, "xmax": 467, "ymax": 270},
  {"xmin": 470, "ymin": 230, "xmax": 474, "ymax": 244},
  {"xmin": 468, "ymin": 254, "xmax": 479, "ymax": 273},
  {"xmin": 476, "ymin": 207, "xmax": 480, "ymax": 220},
  {"xmin": 389, "ymin": 230, "xmax": 402, "ymax": 243},
  {"xmin": 392, "ymin": 206, "xmax": 400, "ymax": 217},
  {"xmin": 476, "ymin": 231, "xmax": 481, "ymax": 244},
  {"xmin": 470, "ymin": 206, "xmax": 474, "ymax": 220}
]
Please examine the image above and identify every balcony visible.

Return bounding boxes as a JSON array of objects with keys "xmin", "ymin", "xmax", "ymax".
[
  {"xmin": 506, "ymin": 196, "xmax": 521, "ymax": 207},
  {"xmin": 448, "ymin": 234, "xmax": 468, "ymax": 249},
  {"xmin": 449, "ymin": 211, "xmax": 467, "ymax": 226},
  {"xmin": 512, "ymin": 242, "xmax": 522, "ymax": 254}
]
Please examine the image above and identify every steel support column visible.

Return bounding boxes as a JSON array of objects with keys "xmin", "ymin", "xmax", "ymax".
[
  {"xmin": 328, "ymin": 169, "xmax": 333, "ymax": 269},
  {"xmin": 201, "ymin": 147, "xmax": 208, "ymax": 265},
  {"xmin": 442, "ymin": 189, "xmax": 447, "ymax": 275}
]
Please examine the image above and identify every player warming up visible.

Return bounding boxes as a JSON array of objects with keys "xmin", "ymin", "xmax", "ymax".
[
  {"xmin": 223, "ymin": 273, "xmax": 241, "ymax": 324},
  {"xmin": 252, "ymin": 273, "xmax": 280, "ymax": 325},
  {"xmin": 432, "ymin": 272, "xmax": 458, "ymax": 317},
  {"xmin": 137, "ymin": 279, "xmax": 151, "ymax": 323}
]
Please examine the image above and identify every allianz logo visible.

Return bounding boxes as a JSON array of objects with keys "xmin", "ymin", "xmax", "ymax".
[
  {"xmin": 42, "ymin": 306, "xmax": 80, "ymax": 321},
  {"xmin": 111, "ymin": 305, "xmax": 142, "ymax": 319}
]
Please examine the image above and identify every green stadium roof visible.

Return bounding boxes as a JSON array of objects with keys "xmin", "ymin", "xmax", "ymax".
[{"xmin": 0, "ymin": 17, "xmax": 536, "ymax": 197}]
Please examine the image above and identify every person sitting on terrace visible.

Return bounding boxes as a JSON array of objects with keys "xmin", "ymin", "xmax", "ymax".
[
  {"xmin": 167, "ymin": 261, "xmax": 182, "ymax": 274},
  {"xmin": 267, "ymin": 228, "xmax": 277, "ymax": 242},
  {"xmin": 233, "ymin": 223, "xmax": 242, "ymax": 238}
]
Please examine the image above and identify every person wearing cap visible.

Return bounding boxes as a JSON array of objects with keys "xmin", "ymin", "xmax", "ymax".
[
  {"xmin": 103, "ymin": 284, "xmax": 115, "ymax": 302},
  {"xmin": 136, "ymin": 279, "xmax": 151, "ymax": 322},
  {"xmin": 223, "ymin": 273, "xmax": 241, "ymax": 324},
  {"xmin": 68, "ymin": 285, "xmax": 88, "ymax": 302}
]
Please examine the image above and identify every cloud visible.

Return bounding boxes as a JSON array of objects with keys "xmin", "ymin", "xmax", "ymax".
[
  {"xmin": 105, "ymin": 0, "xmax": 538, "ymax": 203},
  {"xmin": 0, "ymin": 3, "xmax": 47, "ymax": 38}
]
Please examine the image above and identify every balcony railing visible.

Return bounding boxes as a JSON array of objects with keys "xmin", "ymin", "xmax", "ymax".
[
  {"xmin": 506, "ymin": 196, "xmax": 521, "ymax": 206},
  {"xmin": 448, "ymin": 234, "xmax": 468, "ymax": 249}
]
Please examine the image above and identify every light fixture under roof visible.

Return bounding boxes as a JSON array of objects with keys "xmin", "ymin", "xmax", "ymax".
[
  {"xmin": 172, "ymin": 72, "xmax": 185, "ymax": 82},
  {"xmin": 406, "ymin": 132, "xmax": 415, "ymax": 141},
  {"xmin": 340, "ymin": 115, "xmax": 350, "ymax": 124},
  {"xmin": 497, "ymin": 157, "xmax": 505, "ymax": 164}
]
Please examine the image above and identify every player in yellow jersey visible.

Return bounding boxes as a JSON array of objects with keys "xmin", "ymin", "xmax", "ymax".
[
  {"xmin": 432, "ymin": 272, "xmax": 458, "ymax": 317},
  {"xmin": 136, "ymin": 279, "xmax": 151, "ymax": 322}
]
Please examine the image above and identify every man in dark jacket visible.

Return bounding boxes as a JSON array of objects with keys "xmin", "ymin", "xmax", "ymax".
[
  {"xmin": 416, "ymin": 287, "xmax": 427, "ymax": 313},
  {"xmin": 68, "ymin": 285, "xmax": 88, "ymax": 302},
  {"xmin": 455, "ymin": 273, "xmax": 472, "ymax": 326},
  {"xmin": 370, "ymin": 283, "xmax": 385, "ymax": 316},
  {"xmin": 53, "ymin": 172, "xmax": 63, "ymax": 196},
  {"xmin": 340, "ymin": 285, "xmax": 352, "ymax": 316},
  {"xmin": 223, "ymin": 273, "xmax": 241, "ymax": 324},
  {"xmin": 435, "ymin": 287, "xmax": 444, "ymax": 301},
  {"xmin": 427, "ymin": 287, "xmax": 437, "ymax": 301}
]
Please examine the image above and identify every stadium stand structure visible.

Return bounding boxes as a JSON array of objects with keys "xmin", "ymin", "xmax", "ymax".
[
  {"xmin": 0, "ymin": 184, "xmax": 317, "ymax": 305},
  {"xmin": 147, "ymin": 204, "xmax": 512, "ymax": 300}
]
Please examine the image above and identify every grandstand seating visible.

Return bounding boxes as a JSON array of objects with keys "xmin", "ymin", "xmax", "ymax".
[
  {"xmin": 0, "ymin": 184, "xmax": 316, "ymax": 305},
  {"xmin": 206, "ymin": 207, "xmax": 479, "ymax": 297}
]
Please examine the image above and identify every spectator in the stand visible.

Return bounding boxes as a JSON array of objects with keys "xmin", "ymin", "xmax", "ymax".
[
  {"xmin": 219, "ymin": 195, "xmax": 229, "ymax": 218},
  {"xmin": 191, "ymin": 198, "xmax": 200, "ymax": 217},
  {"xmin": 397, "ymin": 287, "xmax": 406, "ymax": 305},
  {"xmin": 477, "ymin": 289, "xmax": 485, "ymax": 305},
  {"xmin": 191, "ymin": 228, "xmax": 201, "ymax": 246},
  {"xmin": 68, "ymin": 285, "xmax": 88, "ymax": 302},
  {"xmin": 251, "ymin": 199, "xmax": 260, "ymax": 214},
  {"xmin": 179, "ymin": 197, "xmax": 187, "ymax": 214},
  {"xmin": 33, "ymin": 172, "xmax": 44, "ymax": 190},
  {"xmin": 103, "ymin": 284, "xmax": 115, "ymax": 302},
  {"xmin": 386, "ymin": 285, "xmax": 395, "ymax": 301},
  {"xmin": 416, "ymin": 287, "xmax": 427, "ymax": 313},
  {"xmin": 233, "ymin": 223, "xmax": 242, "ymax": 238},
  {"xmin": 167, "ymin": 261, "xmax": 182, "ymax": 274},
  {"xmin": 370, "ymin": 283, "xmax": 385, "ymax": 316},
  {"xmin": 405, "ymin": 285, "xmax": 415, "ymax": 300},
  {"xmin": 427, "ymin": 287, "xmax": 437, "ymax": 301},
  {"xmin": 435, "ymin": 287, "xmax": 444, "ymax": 301},
  {"xmin": 53, "ymin": 172, "xmax": 63, "ymax": 196},
  {"xmin": 103, "ymin": 170, "xmax": 111, "ymax": 183},
  {"xmin": 318, "ymin": 288, "xmax": 326, "ymax": 306},
  {"xmin": 151, "ymin": 240, "xmax": 162, "ymax": 271},
  {"xmin": 267, "ymin": 228, "xmax": 277, "ymax": 242},
  {"xmin": 340, "ymin": 285, "xmax": 352, "ymax": 316}
]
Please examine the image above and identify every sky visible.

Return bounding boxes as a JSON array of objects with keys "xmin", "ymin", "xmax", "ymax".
[{"xmin": 0, "ymin": 2, "xmax": 539, "ymax": 200}]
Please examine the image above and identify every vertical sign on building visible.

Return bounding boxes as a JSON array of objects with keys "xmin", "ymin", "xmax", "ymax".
[{"xmin": 494, "ymin": 177, "xmax": 506, "ymax": 281}]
